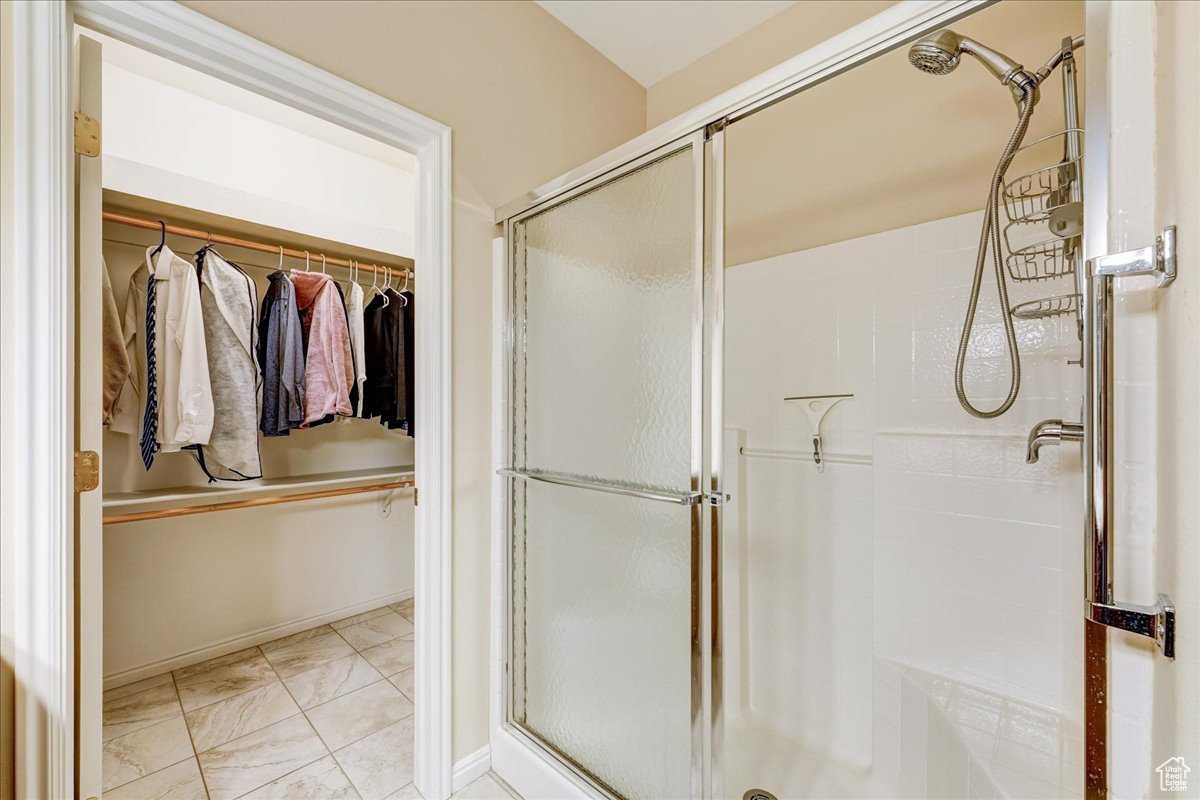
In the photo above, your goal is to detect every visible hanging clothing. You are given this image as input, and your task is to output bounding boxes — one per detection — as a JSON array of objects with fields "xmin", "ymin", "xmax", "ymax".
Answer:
[
  {"xmin": 258, "ymin": 271, "xmax": 305, "ymax": 436},
  {"xmin": 346, "ymin": 281, "xmax": 368, "ymax": 417},
  {"xmin": 196, "ymin": 248, "xmax": 262, "ymax": 479},
  {"xmin": 101, "ymin": 257, "xmax": 130, "ymax": 425},
  {"xmin": 290, "ymin": 270, "xmax": 354, "ymax": 427},
  {"xmin": 382, "ymin": 288, "xmax": 410, "ymax": 432},
  {"xmin": 112, "ymin": 245, "xmax": 213, "ymax": 453},
  {"xmin": 362, "ymin": 290, "xmax": 398, "ymax": 424},
  {"xmin": 110, "ymin": 258, "xmax": 149, "ymax": 438},
  {"xmin": 140, "ymin": 270, "xmax": 160, "ymax": 468},
  {"xmin": 400, "ymin": 289, "xmax": 414, "ymax": 435},
  {"xmin": 335, "ymin": 280, "xmax": 359, "ymax": 418},
  {"xmin": 362, "ymin": 289, "xmax": 411, "ymax": 432}
]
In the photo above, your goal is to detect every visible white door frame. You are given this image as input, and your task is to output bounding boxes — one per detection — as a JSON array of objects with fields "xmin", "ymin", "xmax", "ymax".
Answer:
[{"xmin": 3, "ymin": 1, "xmax": 454, "ymax": 798}]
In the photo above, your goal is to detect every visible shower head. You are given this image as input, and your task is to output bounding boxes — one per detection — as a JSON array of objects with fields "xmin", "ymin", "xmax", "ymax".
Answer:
[
  {"xmin": 908, "ymin": 29, "xmax": 966, "ymax": 76},
  {"xmin": 908, "ymin": 29, "xmax": 1040, "ymax": 104}
]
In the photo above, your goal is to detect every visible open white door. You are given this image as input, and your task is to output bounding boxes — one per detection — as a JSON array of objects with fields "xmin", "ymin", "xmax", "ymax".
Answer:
[{"xmin": 74, "ymin": 30, "xmax": 104, "ymax": 800}]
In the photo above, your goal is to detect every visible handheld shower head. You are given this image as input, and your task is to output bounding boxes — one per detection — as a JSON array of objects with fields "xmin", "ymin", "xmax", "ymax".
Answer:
[
  {"xmin": 908, "ymin": 29, "xmax": 965, "ymax": 75},
  {"xmin": 908, "ymin": 29, "xmax": 1040, "ymax": 104}
]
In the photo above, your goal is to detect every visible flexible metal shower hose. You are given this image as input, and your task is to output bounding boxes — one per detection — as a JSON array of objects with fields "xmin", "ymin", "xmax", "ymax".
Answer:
[{"xmin": 955, "ymin": 97, "xmax": 1037, "ymax": 418}]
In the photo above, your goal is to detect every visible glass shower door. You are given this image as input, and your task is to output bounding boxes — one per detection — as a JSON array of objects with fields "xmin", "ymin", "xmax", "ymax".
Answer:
[{"xmin": 504, "ymin": 133, "xmax": 706, "ymax": 800}]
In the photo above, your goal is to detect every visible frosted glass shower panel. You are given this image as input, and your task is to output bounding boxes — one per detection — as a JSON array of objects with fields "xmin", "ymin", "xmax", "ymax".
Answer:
[
  {"xmin": 513, "ymin": 147, "xmax": 697, "ymax": 491},
  {"xmin": 514, "ymin": 478, "xmax": 693, "ymax": 800}
]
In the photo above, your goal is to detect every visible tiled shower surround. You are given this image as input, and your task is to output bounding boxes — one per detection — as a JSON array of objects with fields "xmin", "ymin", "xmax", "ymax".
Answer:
[{"xmin": 725, "ymin": 209, "xmax": 1084, "ymax": 797}]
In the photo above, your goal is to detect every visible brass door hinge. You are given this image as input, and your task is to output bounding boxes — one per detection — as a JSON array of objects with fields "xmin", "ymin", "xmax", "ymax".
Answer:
[
  {"xmin": 74, "ymin": 111, "xmax": 100, "ymax": 157},
  {"xmin": 74, "ymin": 450, "xmax": 99, "ymax": 493},
  {"xmin": 413, "ymin": 487, "xmax": 419, "ymax": 507}
]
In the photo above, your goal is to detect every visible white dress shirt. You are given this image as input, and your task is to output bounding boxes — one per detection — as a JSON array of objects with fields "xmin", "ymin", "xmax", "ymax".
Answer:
[{"xmin": 111, "ymin": 245, "xmax": 213, "ymax": 452}]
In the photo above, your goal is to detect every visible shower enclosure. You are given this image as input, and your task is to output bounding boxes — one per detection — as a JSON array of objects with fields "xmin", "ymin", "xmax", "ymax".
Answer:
[
  {"xmin": 494, "ymin": 2, "xmax": 1180, "ymax": 798},
  {"xmin": 501, "ymin": 134, "xmax": 709, "ymax": 799}
]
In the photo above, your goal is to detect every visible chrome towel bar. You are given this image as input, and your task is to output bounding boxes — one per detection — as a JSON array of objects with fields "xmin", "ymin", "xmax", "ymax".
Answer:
[
  {"xmin": 1083, "ymin": 225, "xmax": 1177, "ymax": 657},
  {"xmin": 497, "ymin": 468, "xmax": 703, "ymax": 506},
  {"xmin": 739, "ymin": 446, "xmax": 872, "ymax": 467}
]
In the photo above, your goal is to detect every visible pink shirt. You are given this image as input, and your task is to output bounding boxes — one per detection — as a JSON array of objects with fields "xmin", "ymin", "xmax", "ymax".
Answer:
[{"xmin": 290, "ymin": 271, "xmax": 354, "ymax": 425}]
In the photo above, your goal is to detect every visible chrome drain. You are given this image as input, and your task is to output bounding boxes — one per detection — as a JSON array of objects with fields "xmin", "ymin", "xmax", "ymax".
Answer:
[{"xmin": 744, "ymin": 790, "xmax": 778, "ymax": 800}]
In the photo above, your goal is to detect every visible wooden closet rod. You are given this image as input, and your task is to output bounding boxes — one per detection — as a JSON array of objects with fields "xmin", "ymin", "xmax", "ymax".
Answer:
[
  {"xmin": 102, "ymin": 479, "xmax": 415, "ymax": 525},
  {"xmin": 103, "ymin": 210, "xmax": 413, "ymax": 280}
]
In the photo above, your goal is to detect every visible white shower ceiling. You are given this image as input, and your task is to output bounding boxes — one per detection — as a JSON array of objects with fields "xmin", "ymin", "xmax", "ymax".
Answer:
[{"xmin": 535, "ymin": 0, "xmax": 797, "ymax": 87}]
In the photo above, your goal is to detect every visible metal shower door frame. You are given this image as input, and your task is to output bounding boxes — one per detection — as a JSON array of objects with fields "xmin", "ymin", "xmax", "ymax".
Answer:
[{"xmin": 500, "ymin": 129, "xmax": 716, "ymax": 800}]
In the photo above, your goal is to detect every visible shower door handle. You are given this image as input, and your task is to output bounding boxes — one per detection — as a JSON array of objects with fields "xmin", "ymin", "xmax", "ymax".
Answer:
[
  {"xmin": 1084, "ymin": 225, "xmax": 1176, "ymax": 658},
  {"xmin": 498, "ymin": 468, "xmax": 704, "ymax": 506}
]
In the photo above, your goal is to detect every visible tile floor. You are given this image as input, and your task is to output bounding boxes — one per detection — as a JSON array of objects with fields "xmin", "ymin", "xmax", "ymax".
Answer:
[{"xmin": 102, "ymin": 598, "xmax": 518, "ymax": 800}]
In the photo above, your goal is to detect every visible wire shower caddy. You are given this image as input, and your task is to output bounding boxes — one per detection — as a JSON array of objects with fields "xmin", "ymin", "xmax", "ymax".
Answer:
[{"xmin": 1002, "ymin": 39, "xmax": 1085, "ymax": 338}]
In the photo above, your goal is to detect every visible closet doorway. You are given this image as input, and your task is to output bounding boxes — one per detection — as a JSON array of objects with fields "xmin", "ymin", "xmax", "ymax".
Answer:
[{"xmin": 61, "ymin": 4, "xmax": 453, "ymax": 800}]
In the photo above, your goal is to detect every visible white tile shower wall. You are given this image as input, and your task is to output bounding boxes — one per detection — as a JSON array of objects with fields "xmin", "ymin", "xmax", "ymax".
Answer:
[
  {"xmin": 872, "ymin": 662, "xmax": 1084, "ymax": 800},
  {"xmin": 725, "ymin": 210, "xmax": 1085, "ymax": 755},
  {"xmin": 874, "ymin": 432, "xmax": 1076, "ymax": 710}
]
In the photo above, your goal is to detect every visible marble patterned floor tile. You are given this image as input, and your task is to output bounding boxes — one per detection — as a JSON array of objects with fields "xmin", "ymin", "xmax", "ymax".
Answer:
[
  {"xmin": 384, "ymin": 783, "xmax": 423, "ymax": 800},
  {"xmin": 260, "ymin": 625, "xmax": 335, "ymax": 654},
  {"xmin": 282, "ymin": 653, "xmax": 383, "ymax": 710},
  {"xmin": 452, "ymin": 773, "xmax": 518, "ymax": 800},
  {"xmin": 103, "ymin": 715, "xmax": 195, "ymax": 793},
  {"xmin": 337, "ymin": 612, "xmax": 414, "ymax": 651},
  {"xmin": 331, "ymin": 607, "xmax": 393, "ymax": 630},
  {"xmin": 175, "ymin": 652, "xmax": 277, "ymax": 713},
  {"xmin": 358, "ymin": 636, "xmax": 414, "ymax": 677},
  {"xmin": 333, "ymin": 717, "xmax": 415, "ymax": 799},
  {"xmin": 104, "ymin": 757, "xmax": 207, "ymax": 800},
  {"xmin": 238, "ymin": 754, "xmax": 359, "ymax": 800},
  {"xmin": 197, "ymin": 715, "xmax": 327, "ymax": 800},
  {"xmin": 262, "ymin": 631, "xmax": 356, "ymax": 678},
  {"xmin": 104, "ymin": 672, "xmax": 175, "ymax": 703},
  {"xmin": 389, "ymin": 668, "xmax": 414, "ymax": 702},
  {"xmin": 103, "ymin": 682, "xmax": 183, "ymax": 742},
  {"xmin": 173, "ymin": 647, "xmax": 260, "ymax": 681},
  {"xmin": 390, "ymin": 600, "xmax": 414, "ymax": 623},
  {"xmin": 305, "ymin": 680, "xmax": 414, "ymax": 751},
  {"xmin": 186, "ymin": 680, "xmax": 300, "ymax": 753}
]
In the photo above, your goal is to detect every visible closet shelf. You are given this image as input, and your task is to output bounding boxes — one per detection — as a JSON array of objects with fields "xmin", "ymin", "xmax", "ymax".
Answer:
[{"xmin": 103, "ymin": 467, "xmax": 415, "ymax": 525}]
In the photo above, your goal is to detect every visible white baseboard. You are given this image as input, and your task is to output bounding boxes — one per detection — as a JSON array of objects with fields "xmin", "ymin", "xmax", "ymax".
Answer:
[
  {"xmin": 452, "ymin": 745, "xmax": 492, "ymax": 793},
  {"xmin": 103, "ymin": 588, "xmax": 414, "ymax": 689}
]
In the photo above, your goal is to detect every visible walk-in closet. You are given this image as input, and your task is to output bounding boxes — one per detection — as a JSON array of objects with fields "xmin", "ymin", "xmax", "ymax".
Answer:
[{"xmin": 81, "ymin": 30, "xmax": 422, "ymax": 799}]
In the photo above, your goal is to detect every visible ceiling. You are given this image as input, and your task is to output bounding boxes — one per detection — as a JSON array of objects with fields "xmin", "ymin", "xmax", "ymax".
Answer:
[{"xmin": 535, "ymin": 0, "xmax": 796, "ymax": 87}]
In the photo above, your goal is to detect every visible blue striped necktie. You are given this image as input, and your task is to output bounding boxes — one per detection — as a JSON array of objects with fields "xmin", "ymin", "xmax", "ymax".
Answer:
[{"xmin": 140, "ymin": 271, "xmax": 159, "ymax": 469}]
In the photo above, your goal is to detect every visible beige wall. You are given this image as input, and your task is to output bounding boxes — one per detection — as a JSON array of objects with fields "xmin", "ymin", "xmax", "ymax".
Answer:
[
  {"xmin": 179, "ymin": 0, "xmax": 646, "ymax": 763},
  {"xmin": 645, "ymin": 0, "xmax": 1084, "ymax": 266}
]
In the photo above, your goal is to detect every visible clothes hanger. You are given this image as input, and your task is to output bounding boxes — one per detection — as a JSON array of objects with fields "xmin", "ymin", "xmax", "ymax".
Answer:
[
  {"xmin": 150, "ymin": 220, "xmax": 166, "ymax": 259},
  {"xmin": 320, "ymin": 254, "xmax": 327, "ymax": 275},
  {"xmin": 278, "ymin": 245, "xmax": 284, "ymax": 273},
  {"xmin": 368, "ymin": 262, "xmax": 385, "ymax": 307},
  {"xmin": 303, "ymin": 250, "xmax": 310, "ymax": 272},
  {"xmin": 398, "ymin": 268, "xmax": 409, "ymax": 306},
  {"xmin": 381, "ymin": 264, "xmax": 391, "ymax": 308}
]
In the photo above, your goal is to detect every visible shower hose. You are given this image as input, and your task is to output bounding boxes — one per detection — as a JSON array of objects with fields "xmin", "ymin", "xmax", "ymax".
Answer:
[{"xmin": 955, "ymin": 95, "xmax": 1037, "ymax": 419}]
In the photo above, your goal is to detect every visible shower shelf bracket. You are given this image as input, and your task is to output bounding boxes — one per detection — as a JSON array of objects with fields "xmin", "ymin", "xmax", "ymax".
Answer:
[{"xmin": 784, "ymin": 394, "xmax": 852, "ymax": 473}]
